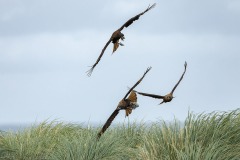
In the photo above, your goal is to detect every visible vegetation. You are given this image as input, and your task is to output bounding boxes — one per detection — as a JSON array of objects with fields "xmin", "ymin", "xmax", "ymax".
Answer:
[{"xmin": 1, "ymin": 109, "xmax": 240, "ymax": 160}]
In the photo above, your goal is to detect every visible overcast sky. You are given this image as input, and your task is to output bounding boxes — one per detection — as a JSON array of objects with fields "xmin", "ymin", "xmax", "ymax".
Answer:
[{"xmin": 0, "ymin": 0, "xmax": 240, "ymax": 125}]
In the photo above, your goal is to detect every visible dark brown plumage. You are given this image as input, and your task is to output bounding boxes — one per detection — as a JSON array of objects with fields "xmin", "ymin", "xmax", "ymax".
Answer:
[
  {"xmin": 135, "ymin": 62, "xmax": 187, "ymax": 105},
  {"xmin": 87, "ymin": 3, "xmax": 156, "ymax": 76},
  {"xmin": 97, "ymin": 67, "xmax": 151, "ymax": 139}
]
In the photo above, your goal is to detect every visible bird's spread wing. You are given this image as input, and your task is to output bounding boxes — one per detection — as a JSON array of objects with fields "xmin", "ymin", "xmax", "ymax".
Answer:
[
  {"xmin": 171, "ymin": 61, "xmax": 187, "ymax": 94},
  {"xmin": 86, "ymin": 39, "xmax": 112, "ymax": 76},
  {"xmin": 123, "ymin": 67, "xmax": 151, "ymax": 100},
  {"xmin": 136, "ymin": 91, "xmax": 164, "ymax": 99},
  {"xmin": 127, "ymin": 91, "xmax": 137, "ymax": 102},
  {"xmin": 118, "ymin": 3, "xmax": 156, "ymax": 31},
  {"xmin": 97, "ymin": 109, "xmax": 120, "ymax": 139}
]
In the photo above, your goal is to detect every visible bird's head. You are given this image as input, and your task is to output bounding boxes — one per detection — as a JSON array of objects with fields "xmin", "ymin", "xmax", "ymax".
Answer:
[{"xmin": 164, "ymin": 93, "xmax": 173, "ymax": 102}]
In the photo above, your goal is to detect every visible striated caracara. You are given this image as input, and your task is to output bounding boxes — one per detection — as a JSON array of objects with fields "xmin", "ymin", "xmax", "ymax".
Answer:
[
  {"xmin": 87, "ymin": 4, "xmax": 156, "ymax": 76},
  {"xmin": 135, "ymin": 62, "xmax": 187, "ymax": 105},
  {"xmin": 97, "ymin": 67, "xmax": 151, "ymax": 139}
]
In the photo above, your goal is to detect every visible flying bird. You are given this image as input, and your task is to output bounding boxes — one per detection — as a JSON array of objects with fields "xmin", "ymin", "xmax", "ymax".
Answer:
[
  {"xmin": 87, "ymin": 3, "xmax": 156, "ymax": 76},
  {"xmin": 135, "ymin": 62, "xmax": 187, "ymax": 104},
  {"xmin": 97, "ymin": 67, "xmax": 151, "ymax": 139}
]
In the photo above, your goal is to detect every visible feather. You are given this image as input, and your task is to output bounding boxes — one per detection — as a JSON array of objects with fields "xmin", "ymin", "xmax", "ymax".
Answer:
[
  {"xmin": 97, "ymin": 109, "xmax": 120, "ymax": 139},
  {"xmin": 124, "ymin": 67, "xmax": 151, "ymax": 100},
  {"xmin": 119, "ymin": 3, "xmax": 156, "ymax": 31},
  {"xmin": 86, "ymin": 39, "xmax": 111, "ymax": 76},
  {"xmin": 171, "ymin": 61, "xmax": 187, "ymax": 94}
]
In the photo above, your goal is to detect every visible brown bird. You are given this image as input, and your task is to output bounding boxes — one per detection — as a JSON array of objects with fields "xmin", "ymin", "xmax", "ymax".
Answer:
[
  {"xmin": 97, "ymin": 67, "xmax": 151, "ymax": 139},
  {"xmin": 135, "ymin": 62, "xmax": 187, "ymax": 105},
  {"xmin": 87, "ymin": 3, "xmax": 156, "ymax": 76}
]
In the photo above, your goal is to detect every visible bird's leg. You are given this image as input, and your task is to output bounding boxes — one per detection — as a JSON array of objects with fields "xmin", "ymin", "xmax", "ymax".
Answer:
[{"xmin": 119, "ymin": 36, "xmax": 125, "ymax": 46}]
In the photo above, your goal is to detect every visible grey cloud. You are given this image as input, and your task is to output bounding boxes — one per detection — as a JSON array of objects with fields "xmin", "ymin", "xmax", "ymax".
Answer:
[
  {"xmin": 1, "ymin": 0, "xmax": 240, "ymax": 37},
  {"xmin": 0, "ymin": 0, "xmax": 240, "ymax": 124},
  {"xmin": 0, "ymin": 0, "xmax": 107, "ymax": 36}
]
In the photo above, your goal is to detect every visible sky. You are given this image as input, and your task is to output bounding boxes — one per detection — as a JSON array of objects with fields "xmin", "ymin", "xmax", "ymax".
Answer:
[{"xmin": 0, "ymin": 0, "xmax": 240, "ymax": 126}]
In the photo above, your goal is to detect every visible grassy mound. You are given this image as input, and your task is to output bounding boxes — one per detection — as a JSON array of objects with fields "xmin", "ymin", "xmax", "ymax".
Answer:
[{"xmin": 1, "ymin": 109, "xmax": 240, "ymax": 160}]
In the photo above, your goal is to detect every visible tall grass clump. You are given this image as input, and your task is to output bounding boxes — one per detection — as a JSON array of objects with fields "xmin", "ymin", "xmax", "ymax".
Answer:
[
  {"xmin": 0, "ymin": 120, "xmax": 139, "ymax": 160},
  {"xmin": 0, "ymin": 121, "xmax": 83, "ymax": 160},
  {"xmin": 139, "ymin": 109, "xmax": 240, "ymax": 160},
  {"xmin": 51, "ymin": 124, "xmax": 138, "ymax": 160},
  {"xmin": 1, "ymin": 109, "xmax": 240, "ymax": 159}
]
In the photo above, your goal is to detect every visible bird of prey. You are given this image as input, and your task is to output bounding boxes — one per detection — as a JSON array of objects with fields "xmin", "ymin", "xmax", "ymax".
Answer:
[
  {"xmin": 135, "ymin": 62, "xmax": 187, "ymax": 104},
  {"xmin": 87, "ymin": 3, "xmax": 156, "ymax": 76},
  {"xmin": 97, "ymin": 67, "xmax": 151, "ymax": 139}
]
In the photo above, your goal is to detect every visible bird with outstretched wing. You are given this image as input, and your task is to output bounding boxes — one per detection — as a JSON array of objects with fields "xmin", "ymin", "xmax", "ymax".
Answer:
[
  {"xmin": 135, "ymin": 62, "xmax": 187, "ymax": 105},
  {"xmin": 97, "ymin": 67, "xmax": 151, "ymax": 139},
  {"xmin": 87, "ymin": 3, "xmax": 156, "ymax": 76}
]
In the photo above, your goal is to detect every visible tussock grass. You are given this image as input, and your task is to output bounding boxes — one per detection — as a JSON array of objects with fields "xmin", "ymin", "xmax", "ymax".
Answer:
[
  {"xmin": 139, "ymin": 110, "xmax": 240, "ymax": 160},
  {"xmin": 1, "ymin": 109, "xmax": 240, "ymax": 160}
]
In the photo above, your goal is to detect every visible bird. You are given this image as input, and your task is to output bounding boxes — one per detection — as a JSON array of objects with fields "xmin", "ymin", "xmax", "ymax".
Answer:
[
  {"xmin": 86, "ymin": 3, "xmax": 156, "ymax": 76},
  {"xmin": 135, "ymin": 62, "xmax": 187, "ymax": 105},
  {"xmin": 97, "ymin": 67, "xmax": 151, "ymax": 139}
]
